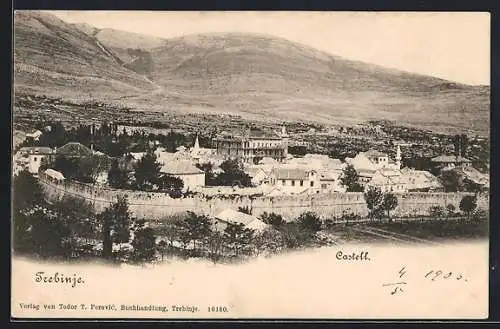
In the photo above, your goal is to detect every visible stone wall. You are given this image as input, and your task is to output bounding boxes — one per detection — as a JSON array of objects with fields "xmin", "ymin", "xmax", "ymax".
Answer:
[{"xmin": 39, "ymin": 173, "xmax": 489, "ymax": 221}]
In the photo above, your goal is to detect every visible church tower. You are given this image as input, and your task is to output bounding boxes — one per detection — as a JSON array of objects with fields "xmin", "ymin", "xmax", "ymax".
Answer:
[
  {"xmin": 194, "ymin": 134, "xmax": 200, "ymax": 150},
  {"xmin": 395, "ymin": 144, "xmax": 402, "ymax": 170}
]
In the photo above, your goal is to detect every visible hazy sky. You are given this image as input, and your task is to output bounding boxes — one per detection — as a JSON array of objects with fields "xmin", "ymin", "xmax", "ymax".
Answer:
[{"xmin": 46, "ymin": 11, "xmax": 490, "ymax": 85}]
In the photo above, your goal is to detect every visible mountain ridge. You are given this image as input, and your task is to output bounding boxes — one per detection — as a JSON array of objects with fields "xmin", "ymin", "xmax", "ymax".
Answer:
[{"xmin": 13, "ymin": 11, "xmax": 490, "ymax": 134}]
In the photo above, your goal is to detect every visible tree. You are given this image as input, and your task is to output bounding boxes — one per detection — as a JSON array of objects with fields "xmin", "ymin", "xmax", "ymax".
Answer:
[
  {"xmin": 99, "ymin": 195, "xmax": 131, "ymax": 259},
  {"xmin": 255, "ymin": 227, "xmax": 284, "ymax": 255},
  {"xmin": 259, "ymin": 212, "xmax": 285, "ymax": 228},
  {"xmin": 158, "ymin": 174, "xmax": 184, "ymax": 197},
  {"xmin": 206, "ymin": 230, "xmax": 225, "ymax": 264},
  {"xmin": 108, "ymin": 158, "xmax": 129, "ymax": 189},
  {"xmin": 52, "ymin": 196, "xmax": 97, "ymax": 244},
  {"xmin": 16, "ymin": 206, "xmax": 71, "ymax": 259},
  {"xmin": 297, "ymin": 211, "xmax": 322, "ymax": 233},
  {"xmin": 223, "ymin": 222, "xmax": 255, "ymax": 256},
  {"xmin": 53, "ymin": 155, "xmax": 79, "ymax": 180},
  {"xmin": 459, "ymin": 195, "xmax": 477, "ymax": 218},
  {"xmin": 13, "ymin": 170, "xmax": 45, "ymax": 213},
  {"xmin": 340, "ymin": 164, "xmax": 364, "ymax": 192},
  {"xmin": 460, "ymin": 134, "xmax": 468, "ymax": 158},
  {"xmin": 380, "ymin": 193, "xmax": 398, "ymax": 221},
  {"xmin": 215, "ymin": 159, "xmax": 253, "ymax": 187},
  {"xmin": 440, "ymin": 170, "xmax": 465, "ymax": 192},
  {"xmin": 131, "ymin": 219, "xmax": 157, "ymax": 263},
  {"xmin": 134, "ymin": 150, "xmax": 162, "ymax": 191},
  {"xmin": 178, "ymin": 212, "xmax": 212, "ymax": 252},
  {"xmin": 363, "ymin": 186, "xmax": 384, "ymax": 220},
  {"xmin": 196, "ymin": 162, "xmax": 217, "ymax": 186}
]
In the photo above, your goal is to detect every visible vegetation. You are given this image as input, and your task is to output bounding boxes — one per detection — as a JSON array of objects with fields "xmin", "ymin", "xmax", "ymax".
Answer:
[
  {"xmin": 380, "ymin": 193, "xmax": 398, "ymax": 221},
  {"xmin": 459, "ymin": 195, "xmax": 478, "ymax": 218},
  {"xmin": 340, "ymin": 164, "xmax": 364, "ymax": 192}
]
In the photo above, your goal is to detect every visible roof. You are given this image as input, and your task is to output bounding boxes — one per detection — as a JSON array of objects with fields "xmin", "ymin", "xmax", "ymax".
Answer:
[
  {"xmin": 44, "ymin": 169, "xmax": 65, "ymax": 180},
  {"xmin": 272, "ymin": 168, "xmax": 313, "ymax": 180},
  {"xmin": 160, "ymin": 160, "xmax": 204, "ymax": 175},
  {"xmin": 364, "ymin": 149, "xmax": 388, "ymax": 159},
  {"xmin": 18, "ymin": 146, "xmax": 54, "ymax": 155},
  {"xmin": 56, "ymin": 142, "xmax": 93, "ymax": 157},
  {"xmin": 431, "ymin": 155, "xmax": 472, "ymax": 163},
  {"xmin": 215, "ymin": 209, "xmax": 268, "ymax": 232}
]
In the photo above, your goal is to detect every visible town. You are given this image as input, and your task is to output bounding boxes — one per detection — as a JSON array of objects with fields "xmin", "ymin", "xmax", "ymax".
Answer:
[{"xmin": 12, "ymin": 112, "xmax": 490, "ymax": 264}]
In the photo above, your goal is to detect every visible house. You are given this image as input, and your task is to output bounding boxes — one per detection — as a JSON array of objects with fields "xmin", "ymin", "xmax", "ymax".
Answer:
[
  {"xmin": 346, "ymin": 146, "xmax": 402, "ymax": 172},
  {"xmin": 366, "ymin": 169, "xmax": 406, "ymax": 193},
  {"xmin": 431, "ymin": 155, "xmax": 472, "ymax": 171},
  {"xmin": 399, "ymin": 168, "xmax": 443, "ymax": 192},
  {"xmin": 13, "ymin": 146, "xmax": 55, "ymax": 175},
  {"xmin": 25, "ymin": 130, "xmax": 43, "ymax": 141},
  {"xmin": 214, "ymin": 209, "xmax": 269, "ymax": 233},
  {"xmin": 160, "ymin": 160, "xmax": 205, "ymax": 190},
  {"xmin": 43, "ymin": 168, "xmax": 65, "ymax": 182},
  {"xmin": 271, "ymin": 167, "xmax": 319, "ymax": 194}
]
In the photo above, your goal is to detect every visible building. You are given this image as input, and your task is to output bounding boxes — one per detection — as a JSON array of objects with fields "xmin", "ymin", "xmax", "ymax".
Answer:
[
  {"xmin": 346, "ymin": 146, "xmax": 402, "ymax": 172},
  {"xmin": 43, "ymin": 168, "xmax": 65, "ymax": 182},
  {"xmin": 366, "ymin": 168, "xmax": 443, "ymax": 193},
  {"xmin": 271, "ymin": 167, "xmax": 319, "ymax": 194},
  {"xmin": 399, "ymin": 168, "xmax": 443, "ymax": 192},
  {"xmin": 189, "ymin": 135, "xmax": 215, "ymax": 164},
  {"xmin": 160, "ymin": 160, "xmax": 205, "ymax": 190},
  {"xmin": 25, "ymin": 130, "xmax": 43, "ymax": 141},
  {"xmin": 366, "ymin": 169, "xmax": 406, "ymax": 193},
  {"xmin": 13, "ymin": 146, "xmax": 55, "ymax": 175},
  {"xmin": 431, "ymin": 155, "xmax": 472, "ymax": 171},
  {"xmin": 214, "ymin": 209, "xmax": 269, "ymax": 233},
  {"xmin": 213, "ymin": 126, "xmax": 289, "ymax": 164}
]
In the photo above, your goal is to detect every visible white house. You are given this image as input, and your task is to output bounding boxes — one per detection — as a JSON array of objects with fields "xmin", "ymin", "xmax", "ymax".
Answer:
[
  {"xmin": 272, "ymin": 167, "xmax": 319, "ymax": 194},
  {"xmin": 13, "ymin": 146, "xmax": 54, "ymax": 175},
  {"xmin": 160, "ymin": 160, "xmax": 205, "ymax": 190},
  {"xmin": 346, "ymin": 146, "xmax": 402, "ymax": 172}
]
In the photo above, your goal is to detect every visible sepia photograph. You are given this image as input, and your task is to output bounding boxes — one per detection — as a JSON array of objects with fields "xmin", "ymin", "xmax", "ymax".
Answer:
[{"xmin": 11, "ymin": 10, "xmax": 490, "ymax": 319}]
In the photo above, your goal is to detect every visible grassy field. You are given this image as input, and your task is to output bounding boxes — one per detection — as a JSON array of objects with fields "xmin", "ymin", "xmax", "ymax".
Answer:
[{"xmin": 325, "ymin": 217, "xmax": 489, "ymax": 244}]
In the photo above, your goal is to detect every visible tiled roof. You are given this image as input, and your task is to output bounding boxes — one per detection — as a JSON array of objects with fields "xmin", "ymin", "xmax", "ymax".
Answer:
[
  {"xmin": 160, "ymin": 160, "xmax": 204, "ymax": 175},
  {"xmin": 18, "ymin": 146, "xmax": 54, "ymax": 155},
  {"xmin": 272, "ymin": 168, "xmax": 312, "ymax": 180},
  {"xmin": 364, "ymin": 149, "xmax": 388, "ymax": 159}
]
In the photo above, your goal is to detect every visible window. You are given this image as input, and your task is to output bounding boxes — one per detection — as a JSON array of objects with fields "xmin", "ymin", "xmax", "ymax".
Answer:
[
  {"xmin": 291, "ymin": 180, "xmax": 295, "ymax": 186},
  {"xmin": 321, "ymin": 184, "xmax": 327, "ymax": 189},
  {"xmin": 282, "ymin": 180, "xmax": 286, "ymax": 186},
  {"xmin": 310, "ymin": 181, "xmax": 314, "ymax": 187},
  {"xmin": 300, "ymin": 180, "xmax": 303, "ymax": 186}
]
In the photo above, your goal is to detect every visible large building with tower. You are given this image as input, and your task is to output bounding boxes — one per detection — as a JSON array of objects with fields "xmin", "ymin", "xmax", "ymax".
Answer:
[{"xmin": 213, "ymin": 126, "xmax": 289, "ymax": 164}]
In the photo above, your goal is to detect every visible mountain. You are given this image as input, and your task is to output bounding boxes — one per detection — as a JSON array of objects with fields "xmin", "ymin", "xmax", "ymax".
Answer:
[
  {"xmin": 14, "ymin": 11, "xmax": 157, "ymax": 100},
  {"xmin": 13, "ymin": 11, "xmax": 490, "ymax": 135}
]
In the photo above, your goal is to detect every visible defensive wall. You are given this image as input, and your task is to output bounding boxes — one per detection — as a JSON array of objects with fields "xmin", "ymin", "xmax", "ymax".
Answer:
[{"xmin": 38, "ymin": 173, "xmax": 490, "ymax": 222}]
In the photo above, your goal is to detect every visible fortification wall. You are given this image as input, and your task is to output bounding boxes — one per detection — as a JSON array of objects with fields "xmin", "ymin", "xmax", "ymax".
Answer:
[{"xmin": 39, "ymin": 174, "xmax": 489, "ymax": 221}]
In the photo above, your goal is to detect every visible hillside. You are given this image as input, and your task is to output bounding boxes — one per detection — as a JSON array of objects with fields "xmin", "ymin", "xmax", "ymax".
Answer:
[
  {"xmin": 14, "ymin": 11, "xmax": 157, "ymax": 100},
  {"xmin": 13, "ymin": 11, "xmax": 490, "ymax": 135}
]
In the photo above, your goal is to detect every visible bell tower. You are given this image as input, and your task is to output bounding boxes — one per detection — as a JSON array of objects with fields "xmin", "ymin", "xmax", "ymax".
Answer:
[{"xmin": 395, "ymin": 144, "xmax": 402, "ymax": 170}]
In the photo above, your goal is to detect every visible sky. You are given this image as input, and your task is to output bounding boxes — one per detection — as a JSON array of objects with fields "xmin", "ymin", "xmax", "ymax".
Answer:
[{"xmin": 46, "ymin": 11, "xmax": 490, "ymax": 85}]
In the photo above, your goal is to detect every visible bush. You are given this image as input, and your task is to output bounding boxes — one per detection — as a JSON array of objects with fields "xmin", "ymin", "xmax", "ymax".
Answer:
[
  {"xmin": 428, "ymin": 206, "xmax": 445, "ymax": 218},
  {"xmin": 297, "ymin": 211, "xmax": 322, "ymax": 233}
]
